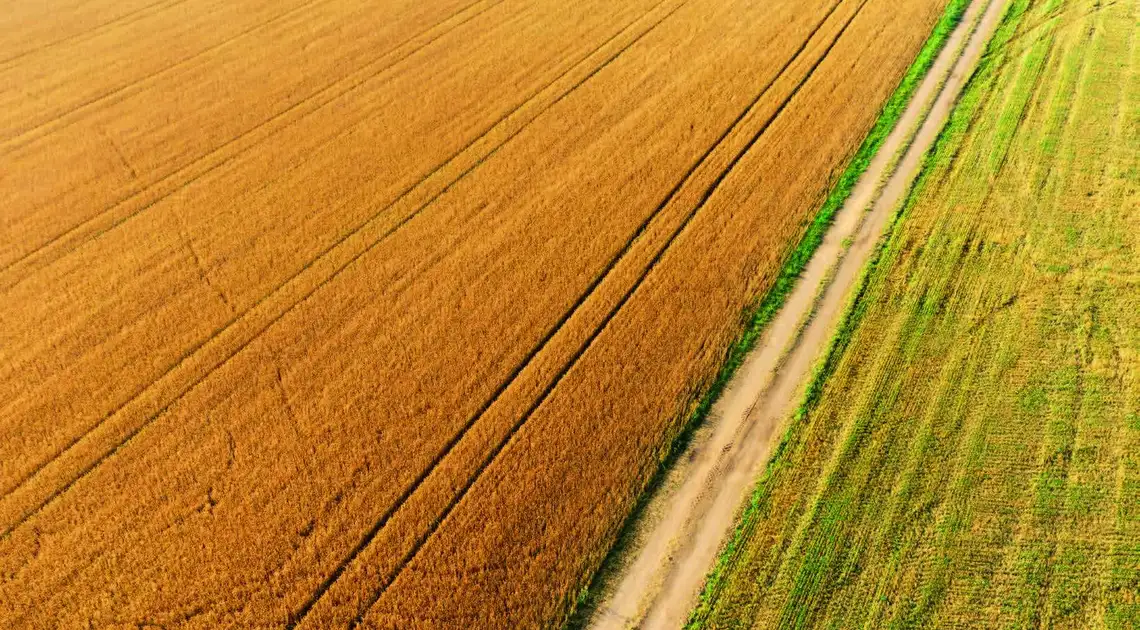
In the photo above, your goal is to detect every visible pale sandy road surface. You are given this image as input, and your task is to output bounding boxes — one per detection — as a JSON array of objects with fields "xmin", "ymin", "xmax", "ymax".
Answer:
[
  {"xmin": 587, "ymin": 0, "xmax": 1009, "ymax": 626},
  {"xmin": 2, "ymin": 0, "xmax": 951, "ymax": 627}
]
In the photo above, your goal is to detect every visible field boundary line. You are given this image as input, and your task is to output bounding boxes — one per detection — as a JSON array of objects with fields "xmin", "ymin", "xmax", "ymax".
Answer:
[
  {"xmin": 0, "ymin": 0, "xmax": 500, "ymax": 285},
  {"xmin": 322, "ymin": 1, "xmax": 876, "ymax": 625},
  {"xmin": 0, "ymin": 0, "xmax": 688, "ymax": 541}
]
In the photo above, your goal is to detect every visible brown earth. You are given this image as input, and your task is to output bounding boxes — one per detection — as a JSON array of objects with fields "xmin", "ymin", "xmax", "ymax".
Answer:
[{"xmin": 1, "ymin": 0, "xmax": 948, "ymax": 627}]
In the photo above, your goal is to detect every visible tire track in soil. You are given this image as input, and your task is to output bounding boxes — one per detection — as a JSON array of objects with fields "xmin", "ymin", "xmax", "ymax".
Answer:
[
  {"xmin": 0, "ymin": 0, "xmax": 191, "ymax": 68},
  {"xmin": 288, "ymin": 0, "xmax": 858, "ymax": 622},
  {"xmin": 1, "ymin": 0, "xmax": 335, "ymax": 147},
  {"xmin": 0, "ymin": 0, "xmax": 688, "ymax": 540},
  {"xmin": 0, "ymin": 0, "xmax": 498, "ymax": 282},
  {"xmin": 301, "ymin": 1, "xmax": 874, "ymax": 625}
]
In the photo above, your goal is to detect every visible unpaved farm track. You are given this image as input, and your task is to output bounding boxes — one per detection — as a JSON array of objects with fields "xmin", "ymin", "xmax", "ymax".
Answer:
[
  {"xmin": 587, "ymin": 0, "xmax": 1008, "ymax": 626},
  {"xmin": 2, "ymin": 0, "xmax": 951, "ymax": 627}
]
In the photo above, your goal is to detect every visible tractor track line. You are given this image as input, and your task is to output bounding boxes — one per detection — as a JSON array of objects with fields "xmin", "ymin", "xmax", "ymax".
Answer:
[
  {"xmin": 0, "ymin": 0, "xmax": 687, "ymax": 541},
  {"xmin": 286, "ymin": 0, "xmax": 858, "ymax": 624},
  {"xmin": 0, "ymin": 0, "xmax": 500, "ymax": 283},
  {"xmin": 978, "ymin": 27, "xmax": 1060, "ymax": 211},
  {"xmin": 334, "ymin": 1, "xmax": 873, "ymax": 625},
  {"xmin": 0, "ymin": 0, "xmax": 676, "ymax": 504},
  {"xmin": 0, "ymin": 0, "xmax": 513, "ymax": 496},
  {"xmin": 908, "ymin": 0, "xmax": 1032, "ymax": 207},
  {"xmin": 1, "ymin": 0, "xmax": 336, "ymax": 148},
  {"xmin": 0, "ymin": 0, "xmax": 192, "ymax": 68}
]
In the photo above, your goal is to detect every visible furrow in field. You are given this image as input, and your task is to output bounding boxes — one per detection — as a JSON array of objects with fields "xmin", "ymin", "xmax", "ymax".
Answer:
[
  {"xmin": 1102, "ymin": 6, "xmax": 1139, "ymax": 624},
  {"xmin": 0, "ymin": 0, "xmax": 872, "ymax": 625},
  {"xmin": 359, "ymin": 0, "xmax": 952, "ymax": 626},
  {"xmin": 920, "ymin": 21, "xmax": 1077, "ymax": 630},
  {"xmin": 0, "ymin": 0, "xmax": 495, "ymax": 273},
  {"xmin": 803, "ymin": 26, "xmax": 1064, "ymax": 626},
  {"xmin": 988, "ymin": 8, "xmax": 1130, "ymax": 626},
  {"xmin": 0, "ymin": 0, "xmax": 686, "ymax": 536}
]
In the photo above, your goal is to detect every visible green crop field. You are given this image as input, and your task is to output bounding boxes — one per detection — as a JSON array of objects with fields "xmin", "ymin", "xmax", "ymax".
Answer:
[{"xmin": 689, "ymin": 0, "xmax": 1139, "ymax": 627}]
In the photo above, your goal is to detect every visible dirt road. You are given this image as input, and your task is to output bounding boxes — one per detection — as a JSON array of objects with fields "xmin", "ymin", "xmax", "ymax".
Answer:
[{"xmin": 587, "ymin": 0, "xmax": 1009, "ymax": 626}]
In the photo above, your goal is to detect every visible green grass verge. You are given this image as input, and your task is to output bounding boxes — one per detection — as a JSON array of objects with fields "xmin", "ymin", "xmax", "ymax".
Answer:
[{"xmin": 561, "ymin": 0, "xmax": 975, "ymax": 627}]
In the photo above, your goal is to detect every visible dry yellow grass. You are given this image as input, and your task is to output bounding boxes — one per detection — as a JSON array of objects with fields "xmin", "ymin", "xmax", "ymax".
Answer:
[{"xmin": 1, "ymin": 0, "xmax": 947, "ymax": 626}]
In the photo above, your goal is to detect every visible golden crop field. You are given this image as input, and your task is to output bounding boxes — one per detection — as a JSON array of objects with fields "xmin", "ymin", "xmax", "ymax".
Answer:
[
  {"xmin": 0, "ymin": 0, "xmax": 957, "ymax": 627},
  {"xmin": 691, "ymin": 0, "xmax": 1140, "ymax": 627}
]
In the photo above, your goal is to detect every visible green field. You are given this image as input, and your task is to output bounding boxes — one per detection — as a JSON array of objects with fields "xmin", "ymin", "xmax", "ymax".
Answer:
[{"xmin": 690, "ymin": 0, "xmax": 1140, "ymax": 627}]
